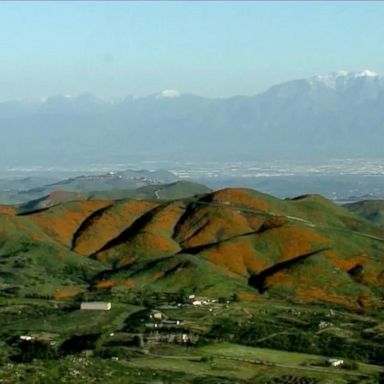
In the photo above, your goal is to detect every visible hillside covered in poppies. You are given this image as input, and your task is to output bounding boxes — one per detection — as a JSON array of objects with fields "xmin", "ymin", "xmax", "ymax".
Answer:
[{"xmin": 1, "ymin": 188, "xmax": 383, "ymax": 310}]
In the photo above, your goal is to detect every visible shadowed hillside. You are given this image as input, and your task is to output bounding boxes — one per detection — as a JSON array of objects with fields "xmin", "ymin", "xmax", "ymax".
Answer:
[
  {"xmin": 1, "ymin": 188, "xmax": 384, "ymax": 309},
  {"xmin": 344, "ymin": 200, "xmax": 384, "ymax": 228}
]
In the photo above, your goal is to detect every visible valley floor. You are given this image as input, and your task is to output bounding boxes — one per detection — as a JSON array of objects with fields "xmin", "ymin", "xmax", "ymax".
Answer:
[{"xmin": 0, "ymin": 296, "xmax": 383, "ymax": 383}]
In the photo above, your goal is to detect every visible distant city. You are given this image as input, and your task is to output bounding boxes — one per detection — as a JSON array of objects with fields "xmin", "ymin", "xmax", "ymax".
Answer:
[{"xmin": 1, "ymin": 158, "xmax": 384, "ymax": 203}]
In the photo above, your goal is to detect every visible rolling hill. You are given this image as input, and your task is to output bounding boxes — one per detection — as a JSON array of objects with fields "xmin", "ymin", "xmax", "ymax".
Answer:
[
  {"xmin": 344, "ymin": 200, "xmax": 384, "ymax": 228},
  {"xmin": 0, "ymin": 169, "xmax": 181, "ymax": 205},
  {"xmin": 1, "ymin": 188, "xmax": 384, "ymax": 309},
  {"xmin": 17, "ymin": 180, "xmax": 212, "ymax": 213}
]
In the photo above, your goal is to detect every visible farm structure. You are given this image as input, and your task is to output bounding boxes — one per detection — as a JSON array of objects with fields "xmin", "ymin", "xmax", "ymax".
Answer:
[{"xmin": 80, "ymin": 302, "xmax": 112, "ymax": 311}]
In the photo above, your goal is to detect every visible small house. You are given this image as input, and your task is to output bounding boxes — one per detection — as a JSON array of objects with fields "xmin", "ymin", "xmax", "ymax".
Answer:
[
  {"xmin": 149, "ymin": 310, "xmax": 164, "ymax": 320},
  {"xmin": 182, "ymin": 334, "xmax": 189, "ymax": 343},
  {"xmin": 20, "ymin": 335, "xmax": 34, "ymax": 341},
  {"xmin": 80, "ymin": 302, "xmax": 111, "ymax": 311},
  {"xmin": 318, "ymin": 321, "xmax": 331, "ymax": 329},
  {"xmin": 328, "ymin": 358, "xmax": 344, "ymax": 367}
]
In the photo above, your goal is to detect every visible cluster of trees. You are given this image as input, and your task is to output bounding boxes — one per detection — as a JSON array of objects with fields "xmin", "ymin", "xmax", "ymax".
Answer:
[
  {"xmin": 24, "ymin": 293, "xmax": 53, "ymax": 300},
  {"xmin": 11, "ymin": 340, "xmax": 57, "ymax": 363},
  {"xmin": 10, "ymin": 332, "xmax": 103, "ymax": 363}
]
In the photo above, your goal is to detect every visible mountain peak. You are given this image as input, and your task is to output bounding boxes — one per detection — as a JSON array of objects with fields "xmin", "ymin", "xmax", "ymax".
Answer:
[
  {"xmin": 156, "ymin": 89, "xmax": 181, "ymax": 99},
  {"xmin": 354, "ymin": 69, "xmax": 378, "ymax": 78},
  {"xmin": 309, "ymin": 70, "xmax": 380, "ymax": 89}
]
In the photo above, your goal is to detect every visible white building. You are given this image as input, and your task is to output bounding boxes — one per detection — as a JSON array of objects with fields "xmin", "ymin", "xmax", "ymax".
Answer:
[
  {"xmin": 80, "ymin": 302, "xmax": 111, "ymax": 311},
  {"xmin": 149, "ymin": 310, "xmax": 164, "ymax": 320},
  {"xmin": 20, "ymin": 335, "xmax": 34, "ymax": 341},
  {"xmin": 328, "ymin": 358, "xmax": 344, "ymax": 367}
]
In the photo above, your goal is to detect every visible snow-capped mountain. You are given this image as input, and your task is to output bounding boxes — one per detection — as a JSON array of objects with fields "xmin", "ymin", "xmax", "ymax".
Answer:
[
  {"xmin": 309, "ymin": 69, "xmax": 379, "ymax": 89},
  {"xmin": 156, "ymin": 89, "xmax": 182, "ymax": 98},
  {"xmin": 0, "ymin": 70, "xmax": 383, "ymax": 165}
]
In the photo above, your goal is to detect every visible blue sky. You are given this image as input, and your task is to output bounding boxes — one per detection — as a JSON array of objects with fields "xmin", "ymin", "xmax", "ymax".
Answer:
[{"xmin": 0, "ymin": 1, "xmax": 383, "ymax": 100}]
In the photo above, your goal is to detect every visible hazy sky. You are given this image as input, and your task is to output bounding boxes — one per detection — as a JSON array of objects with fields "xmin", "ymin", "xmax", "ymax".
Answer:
[{"xmin": 1, "ymin": 1, "xmax": 384, "ymax": 100}]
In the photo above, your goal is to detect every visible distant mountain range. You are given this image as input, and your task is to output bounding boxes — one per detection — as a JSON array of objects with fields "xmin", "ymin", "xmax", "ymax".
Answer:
[{"xmin": 1, "ymin": 70, "xmax": 384, "ymax": 165}]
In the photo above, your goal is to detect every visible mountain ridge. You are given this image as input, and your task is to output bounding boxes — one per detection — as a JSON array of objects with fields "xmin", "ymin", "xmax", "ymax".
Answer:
[
  {"xmin": 1, "ymin": 70, "xmax": 384, "ymax": 164},
  {"xmin": 3, "ymin": 69, "xmax": 381, "ymax": 104}
]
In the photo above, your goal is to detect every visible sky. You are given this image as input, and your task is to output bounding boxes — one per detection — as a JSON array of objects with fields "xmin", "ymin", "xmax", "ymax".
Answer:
[{"xmin": 0, "ymin": 1, "xmax": 384, "ymax": 101}]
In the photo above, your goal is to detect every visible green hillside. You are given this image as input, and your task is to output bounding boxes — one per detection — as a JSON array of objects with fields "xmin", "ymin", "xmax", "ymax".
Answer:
[
  {"xmin": 2, "ymin": 188, "xmax": 383, "ymax": 308},
  {"xmin": 17, "ymin": 180, "xmax": 211, "ymax": 214},
  {"xmin": 344, "ymin": 199, "xmax": 384, "ymax": 228},
  {"xmin": 0, "ymin": 169, "xmax": 179, "ymax": 205}
]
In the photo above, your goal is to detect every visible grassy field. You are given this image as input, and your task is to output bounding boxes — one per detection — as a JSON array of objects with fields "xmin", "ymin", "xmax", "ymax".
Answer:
[
  {"xmin": 1, "ymin": 302, "xmax": 142, "ymax": 335},
  {"xmin": 121, "ymin": 342, "xmax": 384, "ymax": 384},
  {"xmin": 199, "ymin": 342, "xmax": 327, "ymax": 364}
]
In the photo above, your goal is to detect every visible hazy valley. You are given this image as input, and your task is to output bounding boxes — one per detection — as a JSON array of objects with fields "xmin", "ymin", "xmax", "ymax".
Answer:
[{"xmin": 1, "ymin": 70, "xmax": 384, "ymax": 383}]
